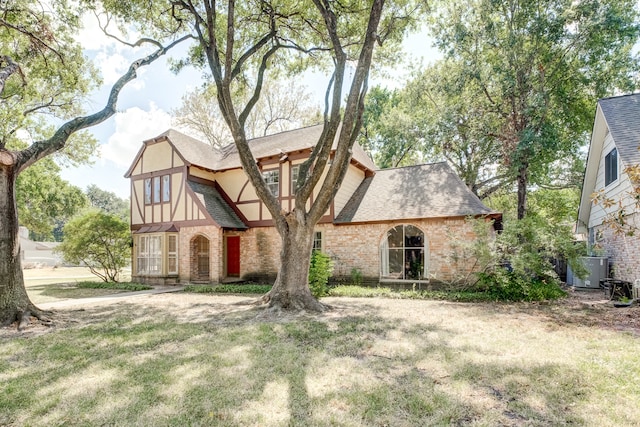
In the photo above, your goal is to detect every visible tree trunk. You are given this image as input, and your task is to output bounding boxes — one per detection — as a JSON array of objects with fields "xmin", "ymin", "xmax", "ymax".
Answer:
[
  {"xmin": 263, "ymin": 215, "xmax": 325, "ymax": 312},
  {"xmin": 516, "ymin": 163, "xmax": 528, "ymax": 220},
  {"xmin": 0, "ymin": 157, "xmax": 49, "ymax": 329}
]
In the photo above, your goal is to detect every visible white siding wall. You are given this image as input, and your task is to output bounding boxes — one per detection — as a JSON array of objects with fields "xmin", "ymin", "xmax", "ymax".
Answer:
[{"xmin": 589, "ymin": 133, "xmax": 635, "ymax": 228}]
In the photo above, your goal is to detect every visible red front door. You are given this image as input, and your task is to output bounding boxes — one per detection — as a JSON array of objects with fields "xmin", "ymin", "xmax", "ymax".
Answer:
[{"xmin": 226, "ymin": 236, "xmax": 240, "ymax": 277}]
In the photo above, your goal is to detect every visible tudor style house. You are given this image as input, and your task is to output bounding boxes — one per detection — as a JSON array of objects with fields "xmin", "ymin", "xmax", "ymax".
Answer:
[
  {"xmin": 577, "ymin": 93, "xmax": 640, "ymax": 283},
  {"xmin": 125, "ymin": 124, "xmax": 499, "ymax": 285}
]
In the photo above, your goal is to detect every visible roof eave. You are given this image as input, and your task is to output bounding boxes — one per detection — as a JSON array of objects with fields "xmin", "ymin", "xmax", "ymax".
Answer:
[{"xmin": 577, "ymin": 104, "xmax": 607, "ymax": 232}]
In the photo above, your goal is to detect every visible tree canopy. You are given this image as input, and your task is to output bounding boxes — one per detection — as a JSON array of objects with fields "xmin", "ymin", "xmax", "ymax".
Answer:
[
  {"xmin": 427, "ymin": 0, "xmax": 640, "ymax": 218},
  {"xmin": 172, "ymin": 79, "xmax": 321, "ymax": 147},
  {"xmin": 1, "ymin": 0, "xmax": 189, "ymax": 328}
]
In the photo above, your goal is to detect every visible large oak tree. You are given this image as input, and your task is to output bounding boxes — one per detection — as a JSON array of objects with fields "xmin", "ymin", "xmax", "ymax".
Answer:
[
  {"xmin": 108, "ymin": 0, "xmax": 419, "ymax": 311},
  {"xmin": 0, "ymin": 0, "xmax": 188, "ymax": 328}
]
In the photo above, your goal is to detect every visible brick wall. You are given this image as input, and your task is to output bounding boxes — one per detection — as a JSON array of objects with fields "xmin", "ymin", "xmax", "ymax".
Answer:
[
  {"xmin": 229, "ymin": 218, "xmax": 484, "ymax": 285},
  {"xmin": 595, "ymin": 213, "xmax": 640, "ymax": 283},
  {"xmin": 178, "ymin": 225, "xmax": 222, "ymax": 283}
]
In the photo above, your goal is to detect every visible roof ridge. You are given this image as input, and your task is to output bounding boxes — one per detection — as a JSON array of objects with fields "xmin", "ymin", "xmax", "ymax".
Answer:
[
  {"xmin": 598, "ymin": 92, "xmax": 640, "ymax": 103},
  {"xmin": 376, "ymin": 161, "xmax": 448, "ymax": 172}
]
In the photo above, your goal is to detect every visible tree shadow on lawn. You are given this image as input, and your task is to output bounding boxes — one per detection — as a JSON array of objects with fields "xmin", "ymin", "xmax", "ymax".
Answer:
[{"xmin": 0, "ymin": 297, "xmax": 597, "ymax": 426}]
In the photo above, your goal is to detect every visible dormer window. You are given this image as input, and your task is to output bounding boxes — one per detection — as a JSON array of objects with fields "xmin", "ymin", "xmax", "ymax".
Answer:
[{"xmin": 605, "ymin": 148, "xmax": 618, "ymax": 186}]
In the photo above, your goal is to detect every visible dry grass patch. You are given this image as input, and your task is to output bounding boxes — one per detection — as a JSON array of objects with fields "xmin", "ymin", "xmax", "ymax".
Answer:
[{"xmin": 1, "ymin": 293, "xmax": 639, "ymax": 426}]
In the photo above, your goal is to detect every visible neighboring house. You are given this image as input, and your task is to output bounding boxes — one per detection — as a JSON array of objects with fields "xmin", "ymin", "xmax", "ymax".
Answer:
[
  {"xmin": 18, "ymin": 226, "xmax": 62, "ymax": 267},
  {"xmin": 577, "ymin": 93, "xmax": 640, "ymax": 282},
  {"xmin": 125, "ymin": 124, "xmax": 500, "ymax": 285}
]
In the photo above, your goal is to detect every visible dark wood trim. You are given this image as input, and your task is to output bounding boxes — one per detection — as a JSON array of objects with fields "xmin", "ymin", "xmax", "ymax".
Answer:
[
  {"xmin": 170, "ymin": 167, "xmax": 186, "ymax": 220},
  {"xmin": 188, "ymin": 175, "xmax": 215, "ymax": 186},
  {"xmin": 245, "ymin": 218, "xmax": 276, "ymax": 227},
  {"xmin": 133, "ymin": 181, "xmax": 144, "ymax": 223},
  {"xmin": 237, "ymin": 178, "xmax": 251, "ymax": 203},
  {"xmin": 332, "ymin": 214, "xmax": 497, "ymax": 226},
  {"xmin": 131, "ymin": 166, "xmax": 184, "ymax": 181},
  {"xmin": 214, "ymin": 181, "xmax": 249, "ymax": 224}
]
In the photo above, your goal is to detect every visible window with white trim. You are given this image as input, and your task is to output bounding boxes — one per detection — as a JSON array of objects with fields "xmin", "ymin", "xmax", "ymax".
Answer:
[
  {"xmin": 144, "ymin": 174, "xmax": 171, "ymax": 205},
  {"xmin": 262, "ymin": 169, "xmax": 279, "ymax": 197},
  {"xmin": 380, "ymin": 225, "xmax": 427, "ymax": 280},
  {"xmin": 291, "ymin": 165, "xmax": 300, "ymax": 194},
  {"xmin": 144, "ymin": 179, "xmax": 152, "ymax": 204},
  {"xmin": 167, "ymin": 234, "xmax": 178, "ymax": 274},
  {"xmin": 137, "ymin": 235, "xmax": 162, "ymax": 275},
  {"xmin": 605, "ymin": 148, "xmax": 618, "ymax": 186},
  {"xmin": 162, "ymin": 175, "xmax": 171, "ymax": 202},
  {"xmin": 312, "ymin": 231, "xmax": 322, "ymax": 252}
]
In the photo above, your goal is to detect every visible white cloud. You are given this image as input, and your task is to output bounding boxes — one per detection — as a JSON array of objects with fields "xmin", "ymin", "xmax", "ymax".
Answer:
[
  {"xmin": 94, "ymin": 51, "xmax": 130, "ymax": 85},
  {"xmin": 100, "ymin": 103, "xmax": 172, "ymax": 168}
]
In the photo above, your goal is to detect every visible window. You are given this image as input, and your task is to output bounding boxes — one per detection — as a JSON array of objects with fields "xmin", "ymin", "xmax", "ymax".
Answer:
[
  {"xmin": 144, "ymin": 179, "xmax": 152, "ymax": 204},
  {"xmin": 313, "ymin": 231, "xmax": 322, "ymax": 252},
  {"xmin": 167, "ymin": 234, "xmax": 178, "ymax": 274},
  {"xmin": 144, "ymin": 175, "xmax": 170, "ymax": 205},
  {"xmin": 153, "ymin": 176, "xmax": 161, "ymax": 203},
  {"xmin": 380, "ymin": 225, "xmax": 427, "ymax": 280},
  {"xmin": 137, "ymin": 235, "xmax": 162, "ymax": 275},
  {"xmin": 291, "ymin": 165, "xmax": 300, "ymax": 194},
  {"xmin": 162, "ymin": 175, "xmax": 171, "ymax": 202},
  {"xmin": 605, "ymin": 148, "xmax": 618, "ymax": 186},
  {"xmin": 262, "ymin": 169, "xmax": 279, "ymax": 197}
]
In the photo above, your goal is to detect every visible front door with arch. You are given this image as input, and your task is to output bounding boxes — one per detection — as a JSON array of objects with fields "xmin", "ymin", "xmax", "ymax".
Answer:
[
  {"xmin": 226, "ymin": 236, "xmax": 240, "ymax": 277},
  {"xmin": 191, "ymin": 235, "xmax": 210, "ymax": 282}
]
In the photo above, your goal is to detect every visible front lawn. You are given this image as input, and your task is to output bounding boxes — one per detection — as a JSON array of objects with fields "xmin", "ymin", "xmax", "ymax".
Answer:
[{"xmin": 1, "ymin": 293, "xmax": 639, "ymax": 426}]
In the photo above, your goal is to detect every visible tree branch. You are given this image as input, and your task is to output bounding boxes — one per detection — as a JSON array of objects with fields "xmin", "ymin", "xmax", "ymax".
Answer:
[{"xmin": 14, "ymin": 35, "xmax": 190, "ymax": 173}]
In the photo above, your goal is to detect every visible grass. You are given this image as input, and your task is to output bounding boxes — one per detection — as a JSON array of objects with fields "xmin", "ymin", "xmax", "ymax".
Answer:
[{"xmin": 1, "ymin": 294, "xmax": 639, "ymax": 426}]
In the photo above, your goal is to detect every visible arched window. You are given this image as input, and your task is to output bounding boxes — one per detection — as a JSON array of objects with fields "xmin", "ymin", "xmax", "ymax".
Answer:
[{"xmin": 380, "ymin": 225, "xmax": 427, "ymax": 280}]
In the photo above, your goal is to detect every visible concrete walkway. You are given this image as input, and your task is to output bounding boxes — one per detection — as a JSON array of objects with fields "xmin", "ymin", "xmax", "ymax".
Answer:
[{"xmin": 39, "ymin": 286, "xmax": 186, "ymax": 310}]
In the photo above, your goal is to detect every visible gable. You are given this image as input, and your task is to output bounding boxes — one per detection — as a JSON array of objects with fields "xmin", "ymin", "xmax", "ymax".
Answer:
[
  {"xmin": 125, "ymin": 138, "xmax": 185, "ymax": 178},
  {"xmin": 335, "ymin": 162, "xmax": 496, "ymax": 224},
  {"xmin": 578, "ymin": 94, "xmax": 640, "ymax": 233}
]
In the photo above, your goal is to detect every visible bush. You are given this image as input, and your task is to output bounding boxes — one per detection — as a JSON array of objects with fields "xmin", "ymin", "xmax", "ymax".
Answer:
[
  {"xmin": 183, "ymin": 284, "xmax": 272, "ymax": 294},
  {"xmin": 76, "ymin": 281, "xmax": 152, "ymax": 292},
  {"xmin": 309, "ymin": 251, "xmax": 333, "ymax": 298},
  {"xmin": 55, "ymin": 210, "xmax": 131, "ymax": 282},
  {"xmin": 477, "ymin": 270, "xmax": 566, "ymax": 302}
]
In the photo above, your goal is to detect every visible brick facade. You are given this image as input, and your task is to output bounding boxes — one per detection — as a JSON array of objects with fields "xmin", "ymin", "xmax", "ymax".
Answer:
[
  {"xmin": 170, "ymin": 218, "xmax": 483, "ymax": 285},
  {"xmin": 595, "ymin": 213, "xmax": 640, "ymax": 283},
  {"xmin": 178, "ymin": 225, "xmax": 223, "ymax": 283}
]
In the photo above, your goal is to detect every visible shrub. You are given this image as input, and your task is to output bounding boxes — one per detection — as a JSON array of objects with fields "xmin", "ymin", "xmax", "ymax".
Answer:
[
  {"xmin": 477, "ymin": 270, "xmax": 566, "ymax": 302},
  {"xmin": 183, "ymin": 284, "xmax": 272, "ymax": 294},
  {"xmin": 55, "ymin": 210, "xmax": 131, "ymax": 282},
  {"xmin": 309, "ymin": 251, "xmax": 333, "ymax": 298},
  {"xmin": 350, "ymin": 268, "xmax": 363, "ymax": 286},
  {"xmin": 76, "ymin": 281, "xmax": 152, "ymax": 292}
]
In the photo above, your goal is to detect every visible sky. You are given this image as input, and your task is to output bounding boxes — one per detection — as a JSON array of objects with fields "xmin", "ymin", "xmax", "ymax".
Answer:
[{"xmin": 59, "ymin": 14, "xmax": 442, "ymax": 199}]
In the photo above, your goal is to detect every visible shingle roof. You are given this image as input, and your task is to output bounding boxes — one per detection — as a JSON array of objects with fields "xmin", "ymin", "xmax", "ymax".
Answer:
[
  {"xmin": 599, "ymin": 93, "xmax": 640, "ymax": 167},
  {"xmin": 155, "ymin": 125, "xmax": 376, "ymax": 172},
  {"xmin": 156, "ymin": 129, "xmax": 220, "ymax": 170},
  {"xmin": 335, "ymin": 162, "xmax": 495, "ymax": 223},
  {"xmin": 215, "ymin": 124, "xmax": 377, "ymax": 172},
  {"xmin": 187, "ymin": 181, "xmax": 248, "ymax": 229}
]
